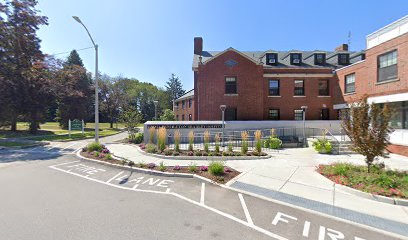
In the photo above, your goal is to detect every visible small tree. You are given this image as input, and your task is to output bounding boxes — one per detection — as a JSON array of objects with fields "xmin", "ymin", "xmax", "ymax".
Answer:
[
  {"xmin": 342, "ymin": 96, "xmax": 393, "ymax": 173},
  {"xmin": 120, "ymin": 106, "xmax": 142, "ymax": 142},
  {"xmin": 159, "ymin": 109, "xmax": 176, "ymax": 121}
]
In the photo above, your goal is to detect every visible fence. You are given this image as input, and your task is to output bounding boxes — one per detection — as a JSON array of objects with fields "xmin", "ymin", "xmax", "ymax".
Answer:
[{"xmin": 163, "ymin": 127, "xmax": 334, "ymax": 151}]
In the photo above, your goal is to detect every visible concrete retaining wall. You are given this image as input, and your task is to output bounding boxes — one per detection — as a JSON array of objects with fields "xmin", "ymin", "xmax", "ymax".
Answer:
[{"xmin": 143, "ymin": 120, "xmax": 343, "ymax": 144}]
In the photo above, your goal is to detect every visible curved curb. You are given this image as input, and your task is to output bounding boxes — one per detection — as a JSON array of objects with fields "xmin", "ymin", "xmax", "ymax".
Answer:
[
  {"xmin": 134, "ymin": 144, "xmax": 272, "ymax": 161},
  {"xmin": 334, "ymin": 183, "xmax": 408, "ymax": 206}
]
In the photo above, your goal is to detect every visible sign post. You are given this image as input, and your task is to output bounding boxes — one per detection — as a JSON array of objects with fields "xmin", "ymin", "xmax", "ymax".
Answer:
[{"xmin": 68, "ymin": 119, "xmax": 71, "ymax": 138}]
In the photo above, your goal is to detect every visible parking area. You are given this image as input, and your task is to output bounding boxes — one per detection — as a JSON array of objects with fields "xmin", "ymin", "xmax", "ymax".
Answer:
[{"xmin": 49, "ymin": 159, "xmax": 406, "ymax": 240}]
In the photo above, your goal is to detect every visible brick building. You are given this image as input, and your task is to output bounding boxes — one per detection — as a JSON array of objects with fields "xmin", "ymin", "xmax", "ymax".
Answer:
[
  {"xmin": 174, "ymin": 89, "xmax": 194, "ymax": 121},
  {"xmin": 334, "ymin": 15, "xmax": 408, "ymax": 145},
  {"xmin": 174, "ymin": 15, "xmax": 408, "ymax": 146},
  {"xmin": 190, "ymin": 39, "xmax": 364, "ymax": 121}
]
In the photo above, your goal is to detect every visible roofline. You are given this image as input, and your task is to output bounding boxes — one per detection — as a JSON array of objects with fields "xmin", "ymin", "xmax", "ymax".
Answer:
[
  {"xmin": 175, "ymin": 89, "xmax": 194, "ymax": 102},
  {"xmin": 201, "ymin": 47, "xmax": 261, "ymax": 66},
  {"xmin": 334, "ymin": 60, "xmax": 365, "ymax": 72},
  {"xmin": 366, "ymin": 15, "xmax": 408, "ymax": 39}
]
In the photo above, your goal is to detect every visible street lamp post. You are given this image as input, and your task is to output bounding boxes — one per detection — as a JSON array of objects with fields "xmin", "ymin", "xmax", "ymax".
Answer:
[
  {"xmin": 73, "ymin": 16, "xmax": 99, "ymax": 143},
  {"xmin": 301, "ymin": 105, "xmax": 308, "ymax": 147},
  {"xmin": 220, "ymin": 105, "xmax": 227, "ymax": 147},
  {"xmin": 154, "ymin": 100, "xmax": 159, "ymax": 120}
]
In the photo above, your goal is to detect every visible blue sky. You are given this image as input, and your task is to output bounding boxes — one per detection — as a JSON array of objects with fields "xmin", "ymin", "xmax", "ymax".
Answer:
[{"xmin": 37, "ymin": 0, "xmax": 408, "ymax": 90}]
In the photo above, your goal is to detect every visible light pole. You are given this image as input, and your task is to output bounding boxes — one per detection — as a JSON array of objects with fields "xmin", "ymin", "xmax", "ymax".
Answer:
[
  {"xmin": 73, "ymin": 16, "xmax": 99, "ymax": 143},
  {"xmin": 301, "ymin": 105, "xmax": 308, "ymax": 147},
  {"xmin": 220, "ymin": 105, "xmax": 227, "ymax": 147},
  {"xmin": 154, "ymin": 100, "xmax": 159, "ymax": 120}
]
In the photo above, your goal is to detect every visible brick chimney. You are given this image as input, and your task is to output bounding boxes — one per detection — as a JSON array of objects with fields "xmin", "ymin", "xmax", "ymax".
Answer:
[
  {"xmin": 194, "ymin": 37, "xmax": 203, "ymax": 55},
  {"xmin": 335, "ymin": 44, "xmax": 348, "ymax": 52}
]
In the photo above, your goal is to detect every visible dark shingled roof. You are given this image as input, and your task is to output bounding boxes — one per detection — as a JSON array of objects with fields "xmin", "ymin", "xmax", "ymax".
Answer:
[{"xmin": 193, "ymin": 48, "xmax": 365, "ymax": 69}]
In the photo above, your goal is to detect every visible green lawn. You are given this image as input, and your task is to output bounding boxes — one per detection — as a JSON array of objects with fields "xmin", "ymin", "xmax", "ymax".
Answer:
[
  {"xmin": 318, "ymin": 163, "xmax": 408, "ymax": 199},
  {"xmin": 0, "ymin": 122, "xmax": 128, "ymax": 141}
]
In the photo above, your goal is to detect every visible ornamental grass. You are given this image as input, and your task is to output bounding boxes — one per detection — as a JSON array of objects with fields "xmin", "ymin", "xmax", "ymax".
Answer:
[
  {"xmin": 214, "ymin": 133, "xmax": 221, "ymax": 154},
  {"xmin": 241, "ymin": 131, "xmax": 249, "ymax": 154},
  {"xmin": 148, "ymin": 127, "xmax": 156, "ymax": 144},
  {"xmin": 157, "ymin": 127, "xmax": 167, "ymax": 152},
  {"xmin": 254, "ymin": 130, "xmax": 262, "ymax": 154},
  {"xmin": 204, "ymin": 130, "xmax": 210, "ymax": 153},
  {"xmin": 174, "ymin": 130, "xmax": 181, "ymax": 152},
  {"xmin": 188, "ymin": 130, "xmax": 194, "ymax": 151}
]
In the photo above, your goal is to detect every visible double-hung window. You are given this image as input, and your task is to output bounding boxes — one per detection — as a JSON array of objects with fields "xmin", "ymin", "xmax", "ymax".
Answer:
[
  {"xmin": 318, "ymin": 79, "xmax": 329, "ymax": 96},
  {"xmin": 378, "ymin": 50, "xmax": 397, "ymax": 82},
  {"xmin": 294, "ymin": 80, "xmax": 305, "ymax": 96},
  {"xmin": 225, "ymin": 77, "xmax": 237, "ymax": 94},
  {"xmin": 294, "ymin": 110, "xmax": 304, "ymax": 120},
  {"xmin": 269, "ymin": 109, "xmax": 280, "ymax": 120},
  {"xmin": 269, "ymin": 80, "xmax": 280, "ymax": 96},
  {"xmin": 345, "ymin": 73, "xmax": 355, "ymax": 94}
]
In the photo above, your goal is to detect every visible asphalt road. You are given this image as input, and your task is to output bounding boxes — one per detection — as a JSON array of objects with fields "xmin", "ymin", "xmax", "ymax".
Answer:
[{"xmin": 0, "ymin": 135, "xmax": 406, "ymax": 240}]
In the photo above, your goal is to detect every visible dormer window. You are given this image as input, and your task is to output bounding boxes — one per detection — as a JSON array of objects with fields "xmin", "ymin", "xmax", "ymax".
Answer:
[
  {"xmin": 266, "ymin": 53, "xmax": 278, "ymax": 65},
  {"xmin": 314, "ymin": 53, "xmax": 326, "ymax": 65},
  {"xmin": 338, "ymin": 53, "xmax": 349, "ymax": 65},
  {"xmin": 290, "ymin": 53, "xmax": 302, "ymax": 65}
]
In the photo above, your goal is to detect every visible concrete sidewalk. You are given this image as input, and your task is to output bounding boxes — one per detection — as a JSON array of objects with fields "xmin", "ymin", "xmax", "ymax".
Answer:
[{"xmin": 106, "ymin": 143, "xmax": 408, "ymax": 226}]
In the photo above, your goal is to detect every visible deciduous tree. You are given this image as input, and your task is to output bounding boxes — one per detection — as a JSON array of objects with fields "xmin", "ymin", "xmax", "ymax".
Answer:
[{"xmin": 342, "ymin": 96, "xmax": 393, "ymax": 173}]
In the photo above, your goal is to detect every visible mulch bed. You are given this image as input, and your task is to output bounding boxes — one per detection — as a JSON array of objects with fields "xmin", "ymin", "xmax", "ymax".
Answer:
[{"xmin": 80, "ymin": 151, "xmax": 241, "ymax": 184}]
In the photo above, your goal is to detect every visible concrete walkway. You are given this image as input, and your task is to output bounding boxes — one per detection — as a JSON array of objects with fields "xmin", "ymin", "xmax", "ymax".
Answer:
[{"xmin": 106, "ymin": 143, "xmax": 408, "ymax": 226}]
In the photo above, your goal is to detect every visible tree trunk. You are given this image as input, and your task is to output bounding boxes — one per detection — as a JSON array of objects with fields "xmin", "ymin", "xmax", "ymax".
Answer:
[
  {"xmin": 29, "ymin": 113, "xmax": 38, "ymax": 134},
  {"xmin": 110, "ymin": 121, "xmax": 113, "ymax": 129},
  {"xmin": 10, "ymin": 113, "xmax": 17, "ymax": 132}
]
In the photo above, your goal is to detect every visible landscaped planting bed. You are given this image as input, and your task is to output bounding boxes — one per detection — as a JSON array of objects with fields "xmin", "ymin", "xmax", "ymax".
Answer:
[
  {"xmin": 139, "ymin": 143, "xmax": 267, "ymax": 157},
  {"xmin": 317, "ymin": 163, "xmax": 408, "ymax": 199},
  {"xmin": 81, "ymin": 142, "xmax": 240, "ymax": 184}
]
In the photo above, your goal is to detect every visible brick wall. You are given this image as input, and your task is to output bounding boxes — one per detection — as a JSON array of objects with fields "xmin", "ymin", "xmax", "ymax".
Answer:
[
  {"xmin": 174, "ymin": 97, "xmax": 194, "ymax": 121},
  {"xmin": 336, "ymin": 32, "xmax": 408, "ymax": 103}
]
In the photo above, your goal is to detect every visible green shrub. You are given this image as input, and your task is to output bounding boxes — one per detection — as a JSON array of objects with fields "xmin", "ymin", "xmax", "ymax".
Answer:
[
  {"xmin": 194, "ymin": 151, "xmax": 202, "ymax": 156},
  {"xmin": 164, "ymin": 148, "xmax": 173, "ymax": 156},
  {"xmin": 146, "ymin": 144, "xmax": 157, "ymax": 153},
  {"xmin": 158, "ymin": 161, "xmax": 166, "ymax": 172},
  {"xmin": 209, "ymin": 161, "xmax": 225, "ymax": 176},
  {"xmin": 94, "ymin": 151, "xmax": 100, "ymax": 157},
  {"xmin": 138, "ymin": 161, "xmax": 146, "ymax": 168},
  {"xmin": 312, "ymin": 138, "xmax": 332, "ymax": 154},
  {"xmin": 134, "ymin": 133, "xmax": 144, "ymax": 144},
  {"xmin": 268, "ymin": 137, "xmax": 282, "ymax": 149},
  {"xmin": 263, "ymin": 139, "xmax": 269, "ymax": 148},
  {"xmin": 228, "ymin": 139, "xmax": 233, "ymax": 152},
  {"xmin": 106, "ymin": 153, "xmax": 113, "ymax": 160},
  {"xmin": 188, "ymin": 162, "xmax": 198, "ymax": 172},
  {"xmin": 87, "ymin": 142, "xmax": 103, "ymax": 152}
]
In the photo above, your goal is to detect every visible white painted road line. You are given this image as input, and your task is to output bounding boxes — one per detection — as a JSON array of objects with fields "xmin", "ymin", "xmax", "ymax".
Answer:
[
  {"xmin": 47, "ymin": 144, "xmax": 61, "ymax": 151},
  {"xmin": 170, "ymin": 192, "xmax": 288, "ymax": 240},
  {"xmin": 238, "ymin": 193, "xmax": 254, "ymax": 226},
  {"xmin": 166, "ymin": 188, "xmax": 171, "ymax": 193},
  {"xmin": 106, "ymin": 171, "xmax": 124, "ymax": 183},
  {"xmin": 61, "ymin": 142, "xmax": 79, "ymax": 151},
  {"xmin": 132, "ymin": 184, "xmax": 139, "ymax": 190},
  {"xmin": 49, "ymin": 160, "xmax": 80, "ymax": 168},
  {"xmin": 200, "ymin": 182, "xmax": 205, "ymax": 205}
]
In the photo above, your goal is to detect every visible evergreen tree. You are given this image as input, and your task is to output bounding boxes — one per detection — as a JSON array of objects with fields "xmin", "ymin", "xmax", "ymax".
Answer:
[
  {"xmin": 65, "ymin": 50, "xmax": 84, "ymax": 67},
  {"xmin": 2, "ymin": 0, "xmax": 48, "ymax": 132},
  {"xmin": 165, "ymin": 73, "xmax": 185, "ymax": 104}
]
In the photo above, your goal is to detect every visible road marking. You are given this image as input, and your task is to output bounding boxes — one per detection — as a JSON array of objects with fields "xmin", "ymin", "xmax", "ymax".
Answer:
[
  {"xmin": 166, "ymin": 188, "xmax": 171, "ymax": 193},
  {"xmin": 47, "ymin": 144, "xmax": 61, "ymax": 151},
  {"xmin": 238, "ymin": 193, "xmax": 254, "ymax": 226},
  {"xmin": 200, "ymin": 182, "xmax": 205, "ymax": 205},
  {"xmin": 302, "ymin": 220, "xmax": 311, "ymax": 237},
  {"xmin": 170, "ymin": 192, "xmax": 288, "ymax": 240},
  {"xmin": 106, "ymin": 171, "xmax": 124, "ymax": 183},
  {"xmin": 132, "ymin": 184, "xmax": 139, "ymax": 189},
  {"xmin": 49, "ymin": 160, "xmax": 80, "ymax": 167},
  {"xmin": 61, "ymin": 142, "xmax": 79, "ymax": 151}
]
